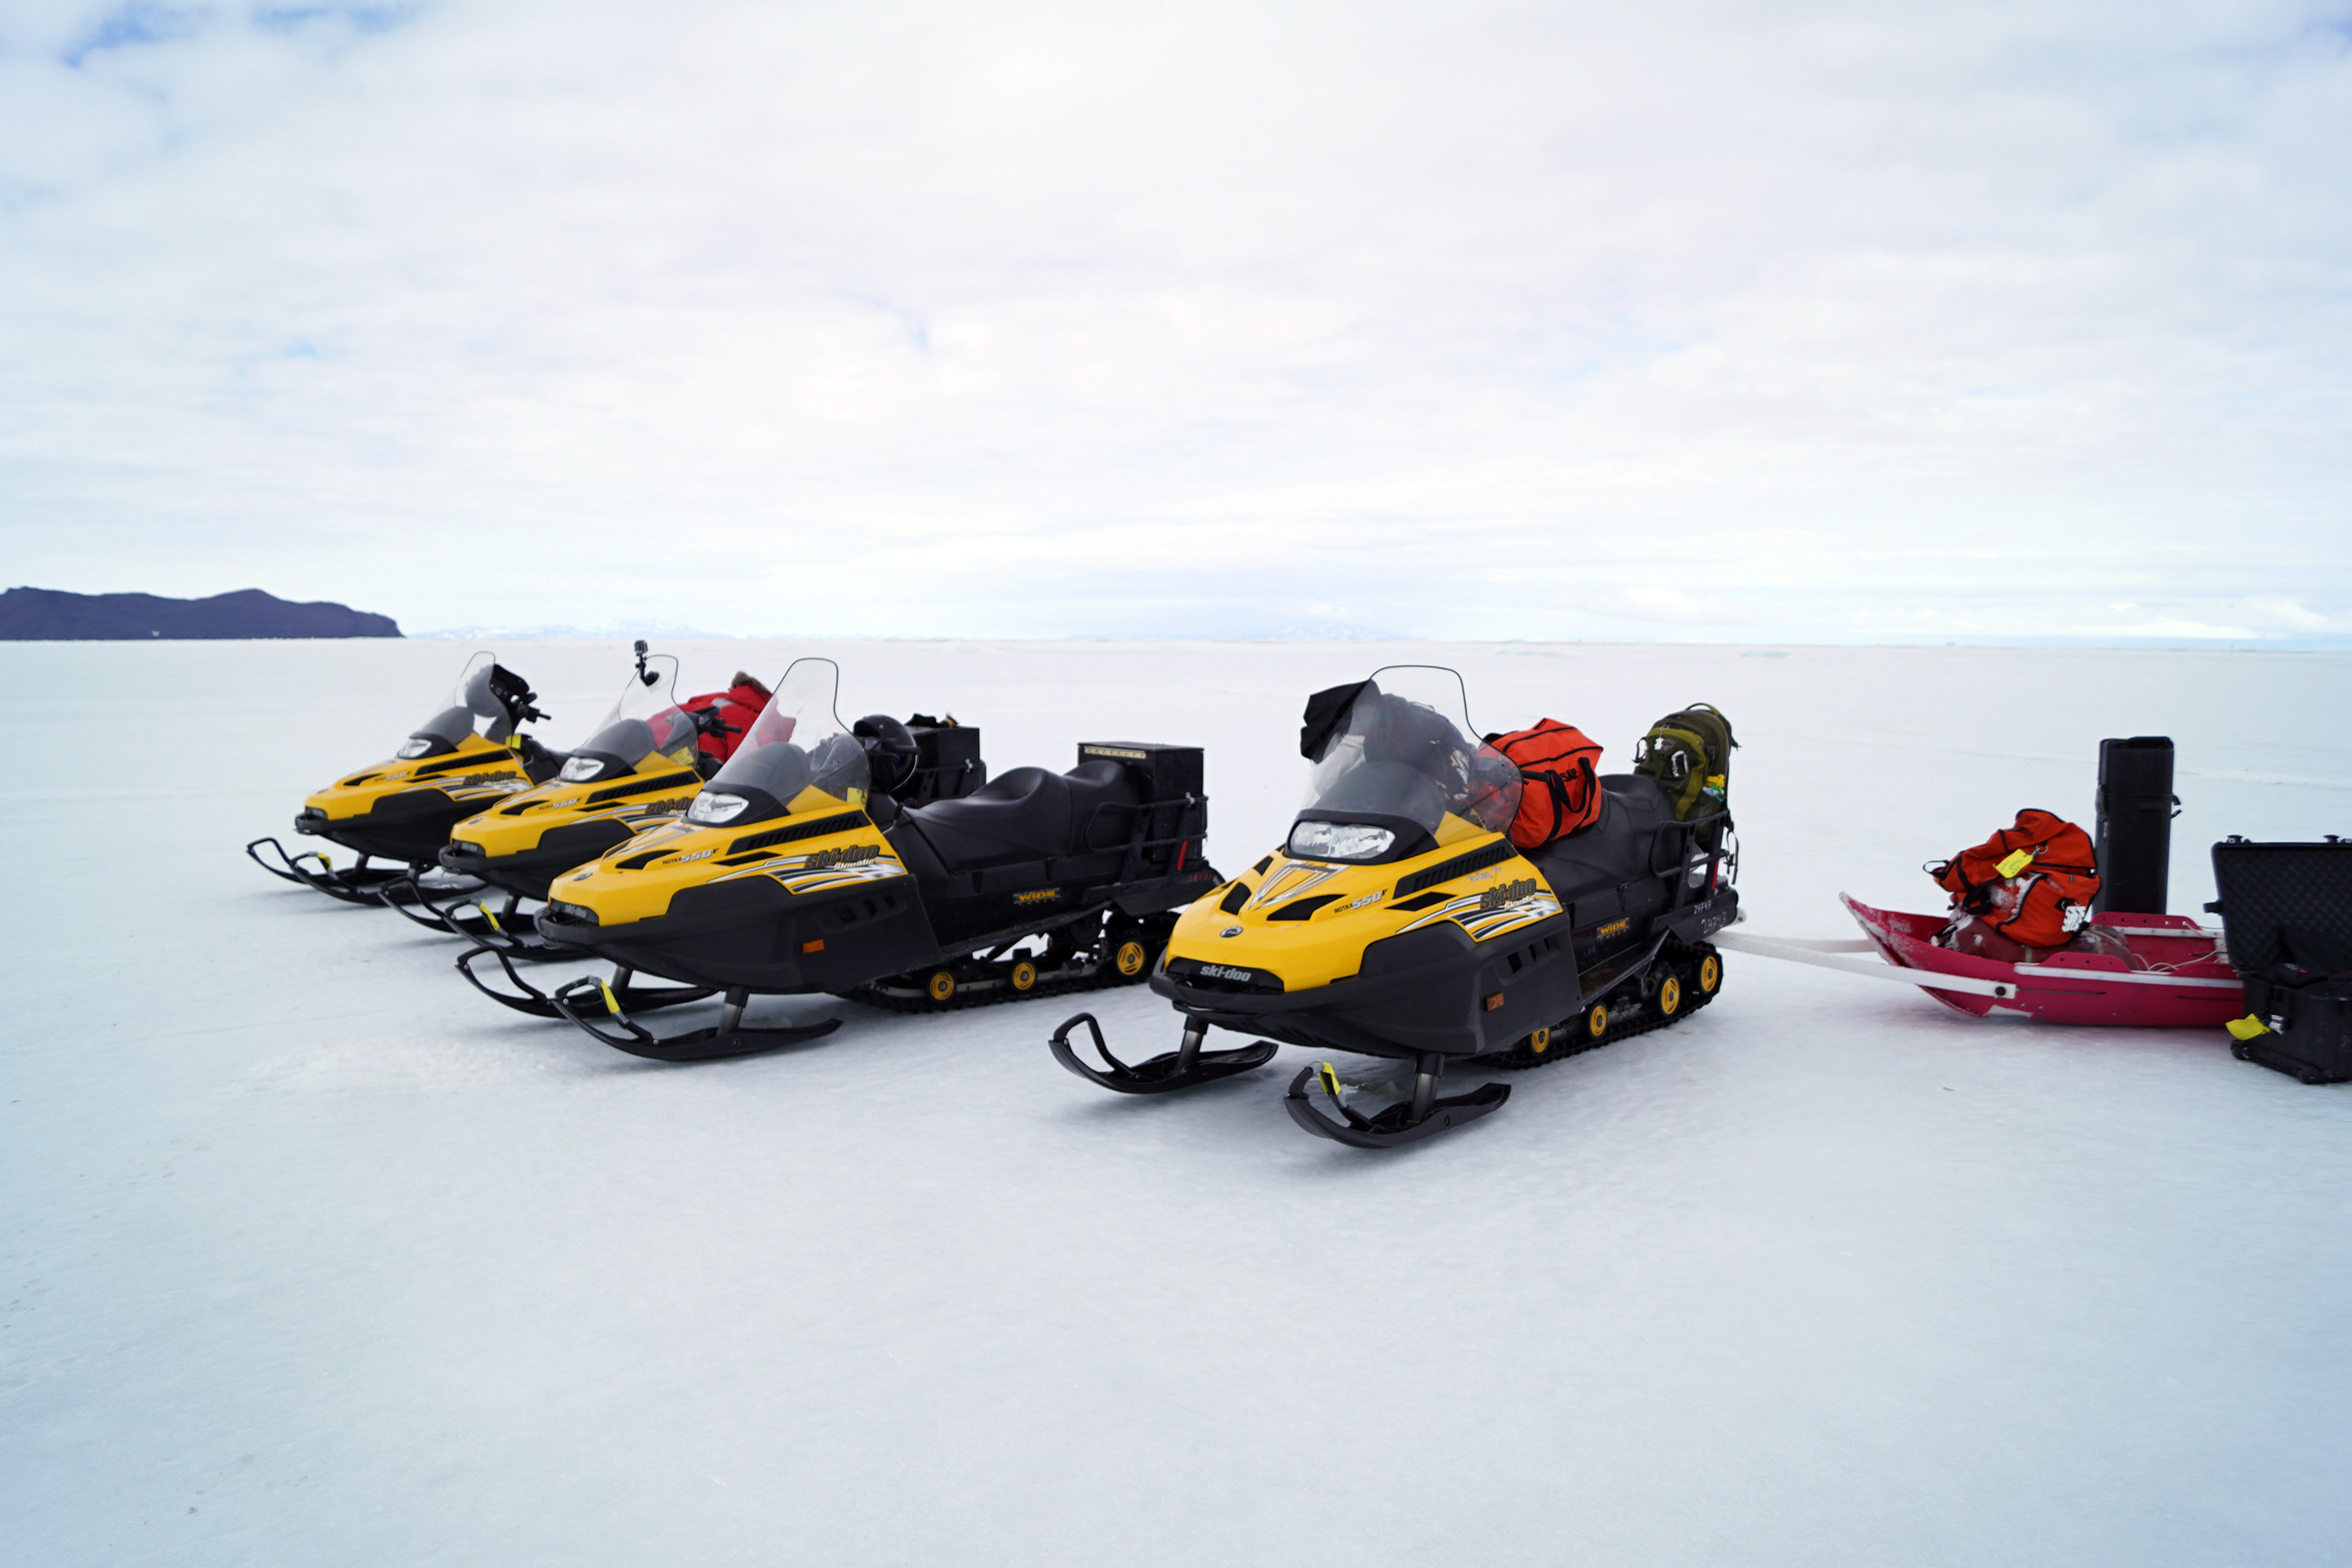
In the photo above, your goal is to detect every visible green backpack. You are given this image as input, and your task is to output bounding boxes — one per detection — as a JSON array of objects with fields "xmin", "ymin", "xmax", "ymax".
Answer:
[{"xmin": 1633, "ymin": 703, "xmax": 1737, "ymax": 820}]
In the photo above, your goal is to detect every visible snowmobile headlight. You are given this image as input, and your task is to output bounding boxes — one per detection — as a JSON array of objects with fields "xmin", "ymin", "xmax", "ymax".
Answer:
[
  {"xmin": 559, "ymin": 755, "xmax": 608, "ymax": 783},
  {"xmin": 396, "ymin": 737, "xmax": 434, "ymax": 760},
  {"xmin": 687, "ymin": 791, "xmax": 751, "ymax": 826},
  {"xmin": 1286, "ymin": 821, "xmax": 1396, "ymax": 862}
]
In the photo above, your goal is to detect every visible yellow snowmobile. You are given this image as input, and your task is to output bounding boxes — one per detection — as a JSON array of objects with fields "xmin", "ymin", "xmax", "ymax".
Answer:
[
  {"xmin": 529, "ymin": 657, "xmax": 1221, "ymax": 1061},
  {"xmin": 1048, "ymin": 666, "xmax": 1738, "ymax": 1147},
  {"xmin": 247, "ymin": 651, "xmax": 555, "ymax": 905},
  {"xmin": 448, "ymin": 648, "xmax": 991, "ymax": 1020}
]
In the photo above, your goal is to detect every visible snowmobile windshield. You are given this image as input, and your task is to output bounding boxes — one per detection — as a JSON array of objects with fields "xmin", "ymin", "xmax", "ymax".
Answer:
[
  {"xmin": 686, "ymin": 657, "xmax": 867, "ymax": 828},
  {"xmin": 401, "ymin": 651, "xmax": 523, "ymax": 758},
  {"xmin": 558, "ymin": 653, "xmax": 698, "ymax": 783},
  {"xmin": 1287, "ymin": 666, "xmax": 1520, "ymax": 862}
]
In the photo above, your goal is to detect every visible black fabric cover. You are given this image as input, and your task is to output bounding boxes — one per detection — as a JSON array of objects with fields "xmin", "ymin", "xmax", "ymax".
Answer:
[
  {"xmin": 900, "ymin": 760, "xmax": 1142, "ymax": 871},
  {"xmin": 1299, "ymin": 680, "xmax": 1373, "ymax": 760},
  {"xmin": 1524, "ymin": 774, "xmax": 1677, "ymax": 904}
]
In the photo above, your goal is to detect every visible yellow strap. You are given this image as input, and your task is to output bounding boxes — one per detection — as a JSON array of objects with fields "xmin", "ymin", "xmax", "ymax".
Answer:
[
  {"xmin": 1315, "ymin": 1062, "xmax": 1343, "ymax": 1099},
  {"xmin": 599, "ymin": 979, "xmax": 622, "ymax": 1016},
  {"xmin": 478, "ymin": 902, "xmax": 502, "ymax": 933},
  {"xmin": 1996, "ymin": 848, "xmax": 2036, "ymax": 878},
  {"xmin": 2225, "ymin": 1014, "xmax": 2270, "ymax": 1041}
]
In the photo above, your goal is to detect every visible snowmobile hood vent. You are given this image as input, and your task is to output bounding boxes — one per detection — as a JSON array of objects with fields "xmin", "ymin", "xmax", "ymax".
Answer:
[
  {"xmin": 1394, "ymin": 839, "xmax": 1517, "ymax": 899},
  {"xmin": 726, "ymin": 810, "xmax": 869, "ymax": 858}
]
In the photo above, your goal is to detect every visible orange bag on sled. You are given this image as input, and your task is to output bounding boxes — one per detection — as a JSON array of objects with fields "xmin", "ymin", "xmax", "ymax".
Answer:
[
  {"xmin": 1485, "ymin": 720, "xmax": 1604, "ymax": 849},
  {"xmin": 1930, "ymin": 808, "xmax": 2101, "ymax": 948}
]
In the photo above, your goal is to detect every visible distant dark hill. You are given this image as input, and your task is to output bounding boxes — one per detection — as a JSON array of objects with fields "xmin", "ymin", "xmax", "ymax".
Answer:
[{"xmin": 0, "ymin": 587, "xmax": 402, "ymax": 640}]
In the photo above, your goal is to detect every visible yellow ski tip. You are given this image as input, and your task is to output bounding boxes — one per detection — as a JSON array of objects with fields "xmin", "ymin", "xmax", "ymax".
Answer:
[
  {"xmin": 2225, "ymin": 1014, "xmax": 2270, "ymax": 1041},
  {"xmin": 598, "ymin": 979, "xmax": 622, "ymax": 1016},
  {"xmin": 477, "ymin": 902, "xmax": 502, "ymax": 933},
  {"xmin": 1314, "ymin": 1061, "xmax": 1343, "ymax": 1099}
]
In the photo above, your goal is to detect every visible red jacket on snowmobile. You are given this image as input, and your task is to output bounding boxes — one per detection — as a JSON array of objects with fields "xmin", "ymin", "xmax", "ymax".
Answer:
[{"xmin": 681, "ymin": 676, "xmax": 771, "ymax": 765}]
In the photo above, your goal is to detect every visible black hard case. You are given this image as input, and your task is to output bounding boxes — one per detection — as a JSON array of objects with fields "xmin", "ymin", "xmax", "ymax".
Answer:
[
  {"xmin": 908, "ymin": 724, "xmax": 985, "ymax": 804},
  {"xmin": 2209, "ymin": 837, "xmax": 2352, "ymax": 1085}
]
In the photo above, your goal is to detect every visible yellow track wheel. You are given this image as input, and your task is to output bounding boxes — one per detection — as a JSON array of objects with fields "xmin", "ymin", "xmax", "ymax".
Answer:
[
  {"xmin": 1585, "ymin": 1002, "xmax": 1609, "ymax": 1040},
  {"xmin": 1697, "ymin": 953, "xmax": 1722, "ymax": 994},
  {"xmin": 1657, "ymin": 975, "xmax": 1682, "ymax": 1017},
  {"xmin": 1528, "ymin": 1026, "xmax": 1552, "ymax": 1056},
  {"xmin": 926, "ymin": 970, "xmax": 957, "ymax": 1004},
  {"xmin": 1115, "ymin": 939, "xmax": 1149, "ymax": 978},
  {"xmin": 1009, "ymin": 960, "xmax": 1037, "ymax": 993}
]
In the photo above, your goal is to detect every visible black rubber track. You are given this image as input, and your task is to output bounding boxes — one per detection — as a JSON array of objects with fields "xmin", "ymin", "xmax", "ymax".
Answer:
[{"xmin": 1486, "ymin": 941, "xmax": 1723, "ymax": 1071}]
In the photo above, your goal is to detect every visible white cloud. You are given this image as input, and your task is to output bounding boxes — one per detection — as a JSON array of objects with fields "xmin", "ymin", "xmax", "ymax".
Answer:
[{"xmin": 0, "ymin": 0, "xmax": 2347, "ymax": 641}]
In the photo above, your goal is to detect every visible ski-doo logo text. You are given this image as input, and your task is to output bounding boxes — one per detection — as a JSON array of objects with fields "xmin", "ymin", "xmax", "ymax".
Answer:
[
  {"xmin": 1014, "ymin": 889, "xmax": 1062, "ymax": 906},
  {"xmin": 1597, "ymin": 917, "xmax": 1630, "ymax": 938},
  {"xmin": 1479, "ymin": 878, "xmax": 1539, "ymax": 911},
  {"xmin": 1199, "ymin": 964, "xmax": 1254, "ymax": 982},
  {"xmin": 806, "ymin": 843, "xmax": 880, "ymax": 870}
]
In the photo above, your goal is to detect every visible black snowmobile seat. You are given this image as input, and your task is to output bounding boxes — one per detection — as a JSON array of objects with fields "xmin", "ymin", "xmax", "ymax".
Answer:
[
  {"xmin": 1525, "ymin": 774, "xmax": 1677, "ymax": 903},
  {"xmin": 898, "ymin": 760, "xmax": 1143, "ymax": 871}
]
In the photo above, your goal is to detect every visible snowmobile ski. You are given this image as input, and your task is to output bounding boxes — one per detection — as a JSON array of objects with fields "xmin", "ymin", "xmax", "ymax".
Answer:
[
  {"xmin": 1047, "ymin": 1012, "xmax": 1278, "ymax": 1094},
  {"xmin": 548, "ymin": 979, "xmax": 843, "ymax": 1062},
  {"xmin": 244, "ymin": 836, "xmax": 439, "ymax": 904},
  {"xmin": 1284, "ymin": 1059, "xmax": 1511, "ymax": 1148}
]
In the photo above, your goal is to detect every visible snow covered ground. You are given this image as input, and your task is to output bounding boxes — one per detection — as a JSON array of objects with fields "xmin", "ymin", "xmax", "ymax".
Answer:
[{"xmin": 5, "ymin": 637, "xmax": 2350, "ymax": 1566}]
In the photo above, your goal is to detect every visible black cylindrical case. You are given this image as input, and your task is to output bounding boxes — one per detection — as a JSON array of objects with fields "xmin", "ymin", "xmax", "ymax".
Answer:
[{"xmin": 2093, "ymin": 736, "xmax": 2176, "ymax": 915}]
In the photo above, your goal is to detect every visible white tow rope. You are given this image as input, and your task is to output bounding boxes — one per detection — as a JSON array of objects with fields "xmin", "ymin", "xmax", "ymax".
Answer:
[
  {"xmin": 1710, "ymin": 931, "xmax": 2025, "ymax": 999},
  {"xmin": 1713, "ymin": 930, "xmax": 2243, "ymax": 997}
]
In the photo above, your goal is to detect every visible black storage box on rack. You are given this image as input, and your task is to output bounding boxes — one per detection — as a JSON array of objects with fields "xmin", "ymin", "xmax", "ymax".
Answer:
[
  {"xmin": 909, "ymin": 723, "xmax": 985, "ymax": 804},
  {"xmin": 1079, "ymin": 742, "xmax": 1205, "ymax": 873},
  {"xmin": 2208, "ymin": 836, "xmax": 2352, "ymax": 1085}
]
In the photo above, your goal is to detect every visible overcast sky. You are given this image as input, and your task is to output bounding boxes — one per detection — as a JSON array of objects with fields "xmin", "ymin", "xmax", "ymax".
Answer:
[{"xmin": 2, "ymin": 1, "xmax": 2346, "ymax": 641}]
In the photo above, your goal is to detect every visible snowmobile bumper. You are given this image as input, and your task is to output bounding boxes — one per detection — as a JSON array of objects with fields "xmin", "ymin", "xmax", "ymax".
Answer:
[
  {"xmin": 1149, "ymin": 919, "xmax": 1562, "ymax": 1064},
  {"xmin": 292, "ymin": 789, "xmax": 477, "ymax": 866},
  {"xmin": 532, "ymin": 869, "xmax": 938, "ymax": 996},
  {"xmin": 246, "ymin": 835, "xmax": 461, "ymax": 906}
]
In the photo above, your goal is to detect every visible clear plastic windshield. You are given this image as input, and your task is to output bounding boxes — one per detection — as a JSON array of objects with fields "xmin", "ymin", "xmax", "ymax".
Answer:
[
  {"xmin": 558, "ymin": 653, "xmax": 699, "ymax": 783},
  {"xmin": 1288, "ymin": 665, "xmax": 1520, "ymax": 861},
  {"xmin": 686, "ymin": 657, "xmax": 868, "ymax": 827},
  {"xmin": 401, "ymin": 651, "xmax": 519, "ymax": 757}
]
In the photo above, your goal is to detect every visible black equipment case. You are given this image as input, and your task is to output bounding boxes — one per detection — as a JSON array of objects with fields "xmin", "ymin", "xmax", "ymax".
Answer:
[{"xmin": 2208, "ymin": 836, "xmax": 2352, "ymax": 1085}]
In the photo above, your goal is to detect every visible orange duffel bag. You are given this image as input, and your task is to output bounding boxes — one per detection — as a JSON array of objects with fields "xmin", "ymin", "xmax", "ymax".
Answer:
[
  {"xmin": 1929, "ymin": 808, "xmax": 2101, "ymax": 948},
  {"xmin": 1485, "ymin": 719, "xmax": 1604, "ymax": 849}
]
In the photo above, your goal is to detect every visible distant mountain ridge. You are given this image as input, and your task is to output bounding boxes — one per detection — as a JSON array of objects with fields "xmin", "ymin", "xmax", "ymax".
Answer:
[{"xmin": 0, "ymin": 586, "xmax": 401, "ymax": 640}]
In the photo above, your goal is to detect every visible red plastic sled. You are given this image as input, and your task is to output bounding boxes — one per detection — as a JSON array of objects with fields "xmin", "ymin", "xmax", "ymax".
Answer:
[{"xmin": 1838, "ymin": 895, "xmax": 2243, "ymax": 1027}]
